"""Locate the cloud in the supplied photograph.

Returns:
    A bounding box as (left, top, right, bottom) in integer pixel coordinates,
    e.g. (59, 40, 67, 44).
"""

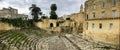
(0, 0, 86, 17)
(0, 0, 3, 1)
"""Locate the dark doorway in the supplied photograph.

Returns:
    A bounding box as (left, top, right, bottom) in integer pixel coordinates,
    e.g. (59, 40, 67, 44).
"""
(56, 22, 59, 27)
(86, 15, 88, 19)
(66, 18, 70, 20)
(50, 23, 53, 27)
(99, 23, 102, 29)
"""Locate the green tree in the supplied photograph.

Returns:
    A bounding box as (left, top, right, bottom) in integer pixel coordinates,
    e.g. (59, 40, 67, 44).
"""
(50, 4, 58, 19)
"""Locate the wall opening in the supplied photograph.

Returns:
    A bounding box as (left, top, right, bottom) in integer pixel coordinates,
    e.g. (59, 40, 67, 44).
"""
(86, 22, 88, 30)
(86, 15, 88, 19)
(50, 23, 53, 27)
(56, 22, 59, 27)
(99, 23, 102, 29)
(92, 23, 94, 29)
(110, 23, 113, 30)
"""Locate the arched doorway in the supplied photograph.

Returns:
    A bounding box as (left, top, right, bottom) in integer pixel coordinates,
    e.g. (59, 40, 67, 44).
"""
(50, 23, 53, 27)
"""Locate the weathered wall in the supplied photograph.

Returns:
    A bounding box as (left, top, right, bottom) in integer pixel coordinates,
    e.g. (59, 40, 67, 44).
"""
(0, 22, 15, 30)
(35, 19, 58, 29)
(85, 0, 120, 19)
(83, 19, 120, 45)
(83, 0, 120, 46)
(60, 20, 74, 27)
(69, 12, 85, 33)
(35, 19, 78, 33)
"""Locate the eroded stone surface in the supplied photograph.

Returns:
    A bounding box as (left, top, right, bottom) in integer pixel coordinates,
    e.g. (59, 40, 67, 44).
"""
(36, 34, 119, 50)
(0, 34, 119, 50)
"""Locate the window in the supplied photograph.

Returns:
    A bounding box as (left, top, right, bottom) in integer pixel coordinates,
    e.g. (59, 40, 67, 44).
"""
(86, 15, 88, 19)
(112, 0, 116, 6)
(93, 13, 95, 18)
(102, 2, 105, 8)
(94, 5, 96, 9)
(112, 11, 116, 17)
(86, 22, 88, 30)
(99, 23, 102, 29)
(92, 23, 94, 29)
(101, 12, 105, 18)
(109, 23, 113, 29)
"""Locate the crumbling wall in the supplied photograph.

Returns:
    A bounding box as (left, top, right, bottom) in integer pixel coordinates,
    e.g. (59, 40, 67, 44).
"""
(83, 19, 120, 46)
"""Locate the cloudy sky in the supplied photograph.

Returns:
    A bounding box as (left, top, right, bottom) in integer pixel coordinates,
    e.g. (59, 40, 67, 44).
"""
(0, 0, 86, 17)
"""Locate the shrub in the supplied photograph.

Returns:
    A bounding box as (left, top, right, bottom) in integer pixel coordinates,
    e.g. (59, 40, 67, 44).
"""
(0, 18, 31, 28)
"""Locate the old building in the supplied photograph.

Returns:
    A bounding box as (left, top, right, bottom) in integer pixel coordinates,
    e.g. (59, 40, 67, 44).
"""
(0, 7, 28, 19)
(35, 17, 76, 33)
(83, 0, 120, 45)
(67, 5, 85, 33)
(35, 5, 85, 33)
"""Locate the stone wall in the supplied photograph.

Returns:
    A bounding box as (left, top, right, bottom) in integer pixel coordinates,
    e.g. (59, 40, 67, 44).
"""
(83, 0, 120, 46)
(83, 19, 120, 46)
(0, 22, 15, 30)
(85, 0, 120, 19)
(35, 19, 58, 29)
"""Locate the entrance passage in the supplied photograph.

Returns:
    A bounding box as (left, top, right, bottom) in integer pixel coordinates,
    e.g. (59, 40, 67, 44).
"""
(50, 23, 53, 27)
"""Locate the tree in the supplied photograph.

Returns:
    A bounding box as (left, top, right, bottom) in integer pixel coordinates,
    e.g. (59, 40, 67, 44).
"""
(50, 4, 58, 19)
(29, 4, 42, 22)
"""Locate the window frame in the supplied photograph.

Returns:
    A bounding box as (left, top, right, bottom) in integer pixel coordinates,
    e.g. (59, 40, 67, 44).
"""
(112, 0, 116, 7)
(92, 13, 95, 19)
(101, 12, 105, 18)
(92, 23, 95, 29)
(93, 5, 96, 10)
(102, 2, 105, 8)
(86, 14, 88, 19)
(112, 10, 116, 17)
(109, 23, 113, 30)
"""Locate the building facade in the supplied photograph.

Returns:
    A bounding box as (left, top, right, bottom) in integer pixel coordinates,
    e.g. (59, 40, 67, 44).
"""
(0, 7, 28, 19)
(83, 0, 120, 45)
(61, 5, 85, 33)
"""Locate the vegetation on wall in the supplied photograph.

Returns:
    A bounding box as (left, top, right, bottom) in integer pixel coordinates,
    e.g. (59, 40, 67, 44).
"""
(0, 18, 31, 28)
(0, 27, 57, 50)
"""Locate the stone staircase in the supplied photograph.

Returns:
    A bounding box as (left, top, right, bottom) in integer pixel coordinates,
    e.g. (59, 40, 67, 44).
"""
(0, 30, 119, 50)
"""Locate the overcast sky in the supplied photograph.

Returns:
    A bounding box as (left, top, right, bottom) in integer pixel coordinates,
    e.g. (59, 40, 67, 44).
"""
(0, 0, 86, 17)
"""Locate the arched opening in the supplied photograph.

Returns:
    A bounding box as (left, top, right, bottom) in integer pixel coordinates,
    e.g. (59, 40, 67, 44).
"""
(50, 23, 53, 27)
(56, 22, 59, 27)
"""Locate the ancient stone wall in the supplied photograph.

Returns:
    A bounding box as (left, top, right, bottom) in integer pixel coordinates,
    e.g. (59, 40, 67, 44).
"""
(83, 19, 120, 45)
(0, 22, 15, 30)
(83, 0, 120, 46)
